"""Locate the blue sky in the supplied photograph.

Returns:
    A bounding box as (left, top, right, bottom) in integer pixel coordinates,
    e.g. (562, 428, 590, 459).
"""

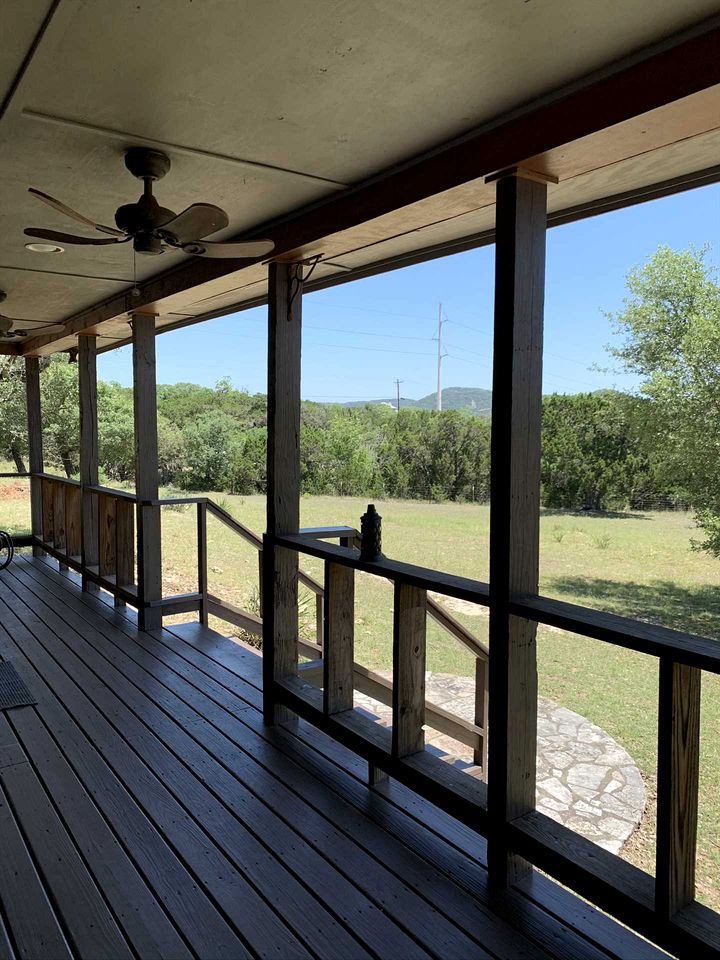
(99, 183, 720, 401)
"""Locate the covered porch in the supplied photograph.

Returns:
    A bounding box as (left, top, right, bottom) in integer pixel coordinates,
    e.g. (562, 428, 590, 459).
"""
(1, 3, 720, 958)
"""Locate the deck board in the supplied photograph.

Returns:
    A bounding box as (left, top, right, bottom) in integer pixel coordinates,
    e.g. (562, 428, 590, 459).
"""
(0, 555, 670, 960)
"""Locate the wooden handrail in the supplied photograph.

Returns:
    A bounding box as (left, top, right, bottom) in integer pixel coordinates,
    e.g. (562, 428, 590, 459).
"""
(276, 534, 491, 606)
(33, 471, 81, 486)
(298, 525, 359, 541)
(84, 483, 137, 501)
(206, 499, 263, 549)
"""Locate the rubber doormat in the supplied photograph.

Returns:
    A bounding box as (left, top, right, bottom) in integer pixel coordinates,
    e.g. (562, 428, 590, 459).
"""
(0, 661, 36, 709)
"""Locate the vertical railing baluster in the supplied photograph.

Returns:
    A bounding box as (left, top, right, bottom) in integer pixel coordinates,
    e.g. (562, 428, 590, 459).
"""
(197, 501, 208, 626)
(98, 493, 116, 581)
(53, 480, 67, 569)
(41, 477, 54, 544)
(474, 657, 489, 774)
(323, 561, 354, 715)
(656, 656, 701, 918)
(315, 594, 325, 652)
(392, 581, 427, 759)
(115, 497, 134, 608)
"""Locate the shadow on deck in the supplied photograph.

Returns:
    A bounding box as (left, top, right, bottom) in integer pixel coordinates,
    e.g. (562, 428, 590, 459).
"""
(0, 555, 666, 960)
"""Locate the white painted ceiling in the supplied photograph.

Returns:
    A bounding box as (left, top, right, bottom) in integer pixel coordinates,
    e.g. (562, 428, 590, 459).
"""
(0, 0, 718, 346)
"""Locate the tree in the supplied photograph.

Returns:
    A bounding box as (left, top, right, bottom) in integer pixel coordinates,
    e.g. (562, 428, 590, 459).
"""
(179, 410, 239, 490)
(0, 358, 28, 472)
(541, 392, 653, 510)
(40, 356, 79, 476)
(609, 245, 720, 551)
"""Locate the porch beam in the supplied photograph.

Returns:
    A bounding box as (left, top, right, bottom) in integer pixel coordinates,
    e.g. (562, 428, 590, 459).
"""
(487, 168, 549, 886)
(263, 261, 303, 724)
(24, 356, 43, 557)
(78, 335, 99, 588)
(131, 313, 162, 631)
(20, 24, 720, 354)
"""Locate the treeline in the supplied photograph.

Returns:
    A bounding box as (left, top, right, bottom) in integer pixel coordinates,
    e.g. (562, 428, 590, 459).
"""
(0, 358, 686, 511)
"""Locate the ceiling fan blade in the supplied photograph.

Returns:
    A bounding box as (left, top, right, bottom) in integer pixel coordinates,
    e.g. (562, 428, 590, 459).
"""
(25, 228, 128, 246)
(159, 203, 229, 242)
(180, 239, 275, 259)
(28, 188, 125, 237)
(0, 314, 66, 337)
(8, 324, 66, 337)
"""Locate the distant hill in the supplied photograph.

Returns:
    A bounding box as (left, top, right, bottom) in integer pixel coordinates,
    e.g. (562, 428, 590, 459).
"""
(341, 387, 492, 416)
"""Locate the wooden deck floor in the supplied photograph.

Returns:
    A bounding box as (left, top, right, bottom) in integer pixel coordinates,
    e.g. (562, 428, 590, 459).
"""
(0, 554, 668, 960)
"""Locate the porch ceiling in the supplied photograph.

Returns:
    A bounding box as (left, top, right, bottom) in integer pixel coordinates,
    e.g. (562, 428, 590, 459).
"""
(0, 0, 719, 354)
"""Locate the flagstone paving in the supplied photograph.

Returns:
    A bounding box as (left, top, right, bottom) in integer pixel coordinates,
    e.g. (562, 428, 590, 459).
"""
(354, 671, 646, 853)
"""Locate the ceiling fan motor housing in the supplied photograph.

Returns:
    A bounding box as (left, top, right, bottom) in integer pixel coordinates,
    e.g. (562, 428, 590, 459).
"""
(124, 147, 171, 181)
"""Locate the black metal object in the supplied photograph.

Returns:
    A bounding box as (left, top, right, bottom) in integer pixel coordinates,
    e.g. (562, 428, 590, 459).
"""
(359, 504, 384, 562)
(0, 531, 14, 570)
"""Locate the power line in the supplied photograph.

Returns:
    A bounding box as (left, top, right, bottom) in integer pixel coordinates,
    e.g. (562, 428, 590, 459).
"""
(434, 303, 449, 410)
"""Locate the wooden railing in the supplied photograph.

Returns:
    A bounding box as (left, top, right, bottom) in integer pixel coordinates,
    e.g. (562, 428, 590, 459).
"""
(177, 501, 490, 771)
(32, 473, 139, 605)
(268, 532, 720, 959)
(14, 479, 490, 768)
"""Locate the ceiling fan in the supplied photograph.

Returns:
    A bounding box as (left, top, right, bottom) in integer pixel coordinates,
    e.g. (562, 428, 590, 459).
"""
(25, 147, 275, 259)
(0, 291, 65, 339)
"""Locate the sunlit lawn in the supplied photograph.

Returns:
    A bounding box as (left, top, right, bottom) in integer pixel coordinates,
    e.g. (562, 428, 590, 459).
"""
(2, 473, 719, 904)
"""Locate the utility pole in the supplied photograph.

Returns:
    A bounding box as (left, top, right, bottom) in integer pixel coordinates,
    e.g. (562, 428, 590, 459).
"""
(394, 378, 403, 413)
(436, 302, 448, 411)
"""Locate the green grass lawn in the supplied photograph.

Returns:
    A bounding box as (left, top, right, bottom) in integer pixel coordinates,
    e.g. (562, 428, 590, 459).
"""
(2, 474, 719, 905)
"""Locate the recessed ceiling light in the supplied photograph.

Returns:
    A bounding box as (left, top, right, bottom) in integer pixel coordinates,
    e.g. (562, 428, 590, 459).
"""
(25, 242, 64, 253)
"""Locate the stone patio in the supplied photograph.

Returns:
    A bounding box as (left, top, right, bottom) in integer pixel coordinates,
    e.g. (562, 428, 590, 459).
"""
(354, 671, 646, 854)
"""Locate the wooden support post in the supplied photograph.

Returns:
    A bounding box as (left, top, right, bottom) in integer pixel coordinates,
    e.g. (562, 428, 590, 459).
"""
(24, 356, 43, 556)
(486, 168, 549, 887)
(197, 501, 208, 627)
(263, 261, 303, 725)
(78, 336, 99, 590)
(131, 314, 162, 631)
(392, 582, 427, 758)
(656, 658, 701, 918)
(323, 562, 355, 714)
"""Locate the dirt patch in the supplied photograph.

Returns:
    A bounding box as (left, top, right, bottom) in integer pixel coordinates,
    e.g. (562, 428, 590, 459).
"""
(0, 482, 30, 501)
(429, 592, 488, 618)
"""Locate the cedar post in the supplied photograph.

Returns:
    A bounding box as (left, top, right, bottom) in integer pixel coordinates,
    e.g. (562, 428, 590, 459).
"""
(486, 168, 550, 887)
(131, 313, 162, 631)
(78, 335, 99, 587)
(655, 658, 701, 917)
(263, 261, 302, 724)
(24, 356, 43, 557)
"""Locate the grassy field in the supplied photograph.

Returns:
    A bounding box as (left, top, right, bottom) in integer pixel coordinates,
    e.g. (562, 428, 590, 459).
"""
(2, 474, 719, 905)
